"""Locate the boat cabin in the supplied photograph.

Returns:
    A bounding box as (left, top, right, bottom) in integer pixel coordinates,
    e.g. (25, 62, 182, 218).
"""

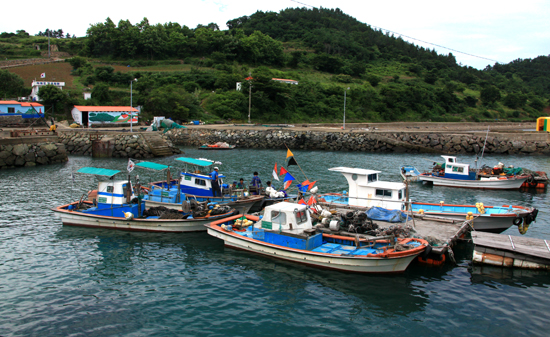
(329, 167, 406, 210)
(437, 156, 476, 180)
(96, 180, 134, 206)
(256, 202, 313, 235)
(174, 157, 227, 197)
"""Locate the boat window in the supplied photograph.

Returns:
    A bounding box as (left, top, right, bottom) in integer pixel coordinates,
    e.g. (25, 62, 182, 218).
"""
(352, 174, 358, 181)
(375, 189, 392, 197)
(107, 186, 114, 193)
(368, 174, 378, 182)
(398, 190, 403, 199)
(452, 166, 464, 173)
(271, 211, 286, 226)
(295, 209, 308, 224)
(195, 179, 206, 186)
(448, 158, 454, 163)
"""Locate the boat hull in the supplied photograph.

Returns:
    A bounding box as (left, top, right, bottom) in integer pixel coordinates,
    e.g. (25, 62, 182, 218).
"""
(145, 194, 264, 215)
(52, 202, 236, 233)
(206, 220, 425, 274)
(418, 174, 528, 190)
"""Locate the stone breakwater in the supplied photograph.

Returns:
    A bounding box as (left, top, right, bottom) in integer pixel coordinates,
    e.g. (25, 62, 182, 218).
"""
(167, 129, 550, 155)
(58, 132, 180, 158)
(0, 143, 67, 169)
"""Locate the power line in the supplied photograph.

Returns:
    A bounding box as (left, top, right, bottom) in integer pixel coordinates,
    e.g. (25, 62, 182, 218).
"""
(289, 0, 502, 64)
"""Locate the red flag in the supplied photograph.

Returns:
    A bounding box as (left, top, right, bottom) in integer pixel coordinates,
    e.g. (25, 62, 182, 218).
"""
(307, 197, 316, 206)
(279, 166, 288, 176)
(302, 179, 310, 187)
(298, 199, 306, 205)
(307, 181, 317, 191)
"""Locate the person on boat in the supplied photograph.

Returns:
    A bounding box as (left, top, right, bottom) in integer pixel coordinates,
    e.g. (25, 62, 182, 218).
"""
(210, 167, 222, 197)
(250, 172, 262, 195)
(236, 178, 245, 189)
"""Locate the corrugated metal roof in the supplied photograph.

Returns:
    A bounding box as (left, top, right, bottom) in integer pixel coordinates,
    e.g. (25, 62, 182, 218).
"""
(77, 167, 121, 177)
(135, 161, 170, 171)
(73, 105, 139, 112)
(175, 157, 214, 167)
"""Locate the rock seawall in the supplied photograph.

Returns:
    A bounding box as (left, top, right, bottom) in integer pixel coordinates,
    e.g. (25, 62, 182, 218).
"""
(58, 132, 180, 158)
(0, 142, 67, 169)
(167, 129, 550, 155)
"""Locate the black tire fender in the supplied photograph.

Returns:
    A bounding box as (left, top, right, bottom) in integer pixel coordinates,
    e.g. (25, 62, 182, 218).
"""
(513, 217, 523, 226)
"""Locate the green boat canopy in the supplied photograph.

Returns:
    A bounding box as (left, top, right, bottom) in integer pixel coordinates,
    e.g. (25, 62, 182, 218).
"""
(135, 161, 170, 171)
(175, 157, 214, 167)
(77, 167, 121, 177)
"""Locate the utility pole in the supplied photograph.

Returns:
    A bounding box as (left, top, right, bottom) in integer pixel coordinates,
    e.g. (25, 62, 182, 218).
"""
(343, 87, 349, 130)
(248, 73, 252, 124)
(130, 78, 137, 132)
(48, 30, 50, 58)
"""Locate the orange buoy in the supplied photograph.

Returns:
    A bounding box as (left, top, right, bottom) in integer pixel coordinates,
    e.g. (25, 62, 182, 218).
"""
(418, 254, 446, 266)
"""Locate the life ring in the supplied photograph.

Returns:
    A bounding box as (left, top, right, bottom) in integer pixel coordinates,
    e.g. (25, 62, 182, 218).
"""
(513, 217, 523, 226)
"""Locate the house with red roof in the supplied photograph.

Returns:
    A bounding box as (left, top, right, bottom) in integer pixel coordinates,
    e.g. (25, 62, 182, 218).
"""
(71, 106, 139, 127)
(0, 100, 44, 118)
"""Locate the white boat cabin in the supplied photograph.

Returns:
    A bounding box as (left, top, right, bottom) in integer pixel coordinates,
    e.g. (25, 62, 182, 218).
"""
(175, 157, 226, 197)
(329, 167, 406, 210)
(256, 202, 313, 235)
(96, 180, 135, 205)
(437, 156, 475, 180)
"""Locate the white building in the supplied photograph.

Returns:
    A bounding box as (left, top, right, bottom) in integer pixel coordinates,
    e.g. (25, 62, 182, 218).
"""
(30, 80, 65, 101)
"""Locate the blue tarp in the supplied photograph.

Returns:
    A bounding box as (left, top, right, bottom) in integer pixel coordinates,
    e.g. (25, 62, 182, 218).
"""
(366, 207, 407, 223)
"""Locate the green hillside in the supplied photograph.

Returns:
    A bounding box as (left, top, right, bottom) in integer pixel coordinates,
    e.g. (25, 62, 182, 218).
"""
(1, 8, 548, 124)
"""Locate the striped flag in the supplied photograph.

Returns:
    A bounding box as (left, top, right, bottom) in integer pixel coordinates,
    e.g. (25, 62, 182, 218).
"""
(272, 163, 280, 181)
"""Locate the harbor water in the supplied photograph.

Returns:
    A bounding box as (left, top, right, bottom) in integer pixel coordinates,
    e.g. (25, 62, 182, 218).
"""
(0, 148, 549, 336)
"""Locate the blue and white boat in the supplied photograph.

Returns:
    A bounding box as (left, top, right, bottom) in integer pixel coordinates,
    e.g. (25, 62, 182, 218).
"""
(145, 159, 265, 214)
(400, 165, 421, 182)
(418, 156, 529, 190)
(52, 167, 237, 232)
(206, 202, 429, 274)
(317, 166, 537, 233)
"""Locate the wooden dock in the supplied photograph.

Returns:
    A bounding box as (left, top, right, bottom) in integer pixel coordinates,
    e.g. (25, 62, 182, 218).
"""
(472, 231, 550, 270)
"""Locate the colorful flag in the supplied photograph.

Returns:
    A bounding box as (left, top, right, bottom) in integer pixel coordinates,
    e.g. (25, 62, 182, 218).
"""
(296, 183, 308, 193)
(286, 149, 298, 166)
(307, 181, 317, 191)
(298, 199, 306, 205)
(283, 172, 295, 189)
(307, 196, 317, 206)
(127, 159, 135, 173)
(279, 166, 288, 176)
(272, 163, 280, 181)
(40, 73, 46, 78)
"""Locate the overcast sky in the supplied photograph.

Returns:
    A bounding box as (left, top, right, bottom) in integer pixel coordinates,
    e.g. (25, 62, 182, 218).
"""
(2, 0, 549, 69)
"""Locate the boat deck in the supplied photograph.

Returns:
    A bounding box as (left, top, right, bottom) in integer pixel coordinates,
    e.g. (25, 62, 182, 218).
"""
(472, 231, 550, 269)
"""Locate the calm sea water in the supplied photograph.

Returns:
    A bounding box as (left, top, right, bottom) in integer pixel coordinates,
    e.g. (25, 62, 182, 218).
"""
(0, 148, 549, 336)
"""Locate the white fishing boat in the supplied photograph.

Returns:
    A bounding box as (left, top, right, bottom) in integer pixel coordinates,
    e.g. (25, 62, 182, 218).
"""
(317, 166, 537, 233)
(205, 202, 429, 273)
(52, 167, 237, 232)
(418, 156, 529, 190)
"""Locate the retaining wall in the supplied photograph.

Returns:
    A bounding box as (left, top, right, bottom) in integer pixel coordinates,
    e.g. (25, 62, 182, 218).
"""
(167, 128, 550, 155)
(0, 142, 67, 169)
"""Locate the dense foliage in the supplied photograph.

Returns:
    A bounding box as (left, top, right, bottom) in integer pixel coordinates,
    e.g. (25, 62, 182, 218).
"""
(1, 7, 548, 123)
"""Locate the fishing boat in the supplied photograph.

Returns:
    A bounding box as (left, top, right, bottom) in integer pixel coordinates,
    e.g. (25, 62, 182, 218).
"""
(52, 167, 237, 232)
(198, 142, 236, 150)
(205, 202, 429, 273)
(418, 156, 529, 190)
(317, 166, 538, 233)
(135, 160, 264, 215)
(400, 165, 421, 182)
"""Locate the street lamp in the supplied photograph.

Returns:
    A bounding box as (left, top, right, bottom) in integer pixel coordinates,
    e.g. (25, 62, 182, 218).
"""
(130, 78, 137, 132)
(343, 87, 349, 130)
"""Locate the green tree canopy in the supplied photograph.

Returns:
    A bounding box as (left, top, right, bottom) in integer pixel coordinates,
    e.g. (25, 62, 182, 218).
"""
(0, 70, 27, 99)
(143, 84, 200, 121)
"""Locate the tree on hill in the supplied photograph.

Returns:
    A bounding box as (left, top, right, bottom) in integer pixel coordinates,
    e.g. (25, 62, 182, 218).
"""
(0, 70, 27, 99)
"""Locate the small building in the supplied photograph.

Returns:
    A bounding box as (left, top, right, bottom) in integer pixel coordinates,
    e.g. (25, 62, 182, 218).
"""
(536, 117, 549, 132)
(0, 100, 44, 118)
(71, 105, 139, 127)
(30, 80, 65, 101)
